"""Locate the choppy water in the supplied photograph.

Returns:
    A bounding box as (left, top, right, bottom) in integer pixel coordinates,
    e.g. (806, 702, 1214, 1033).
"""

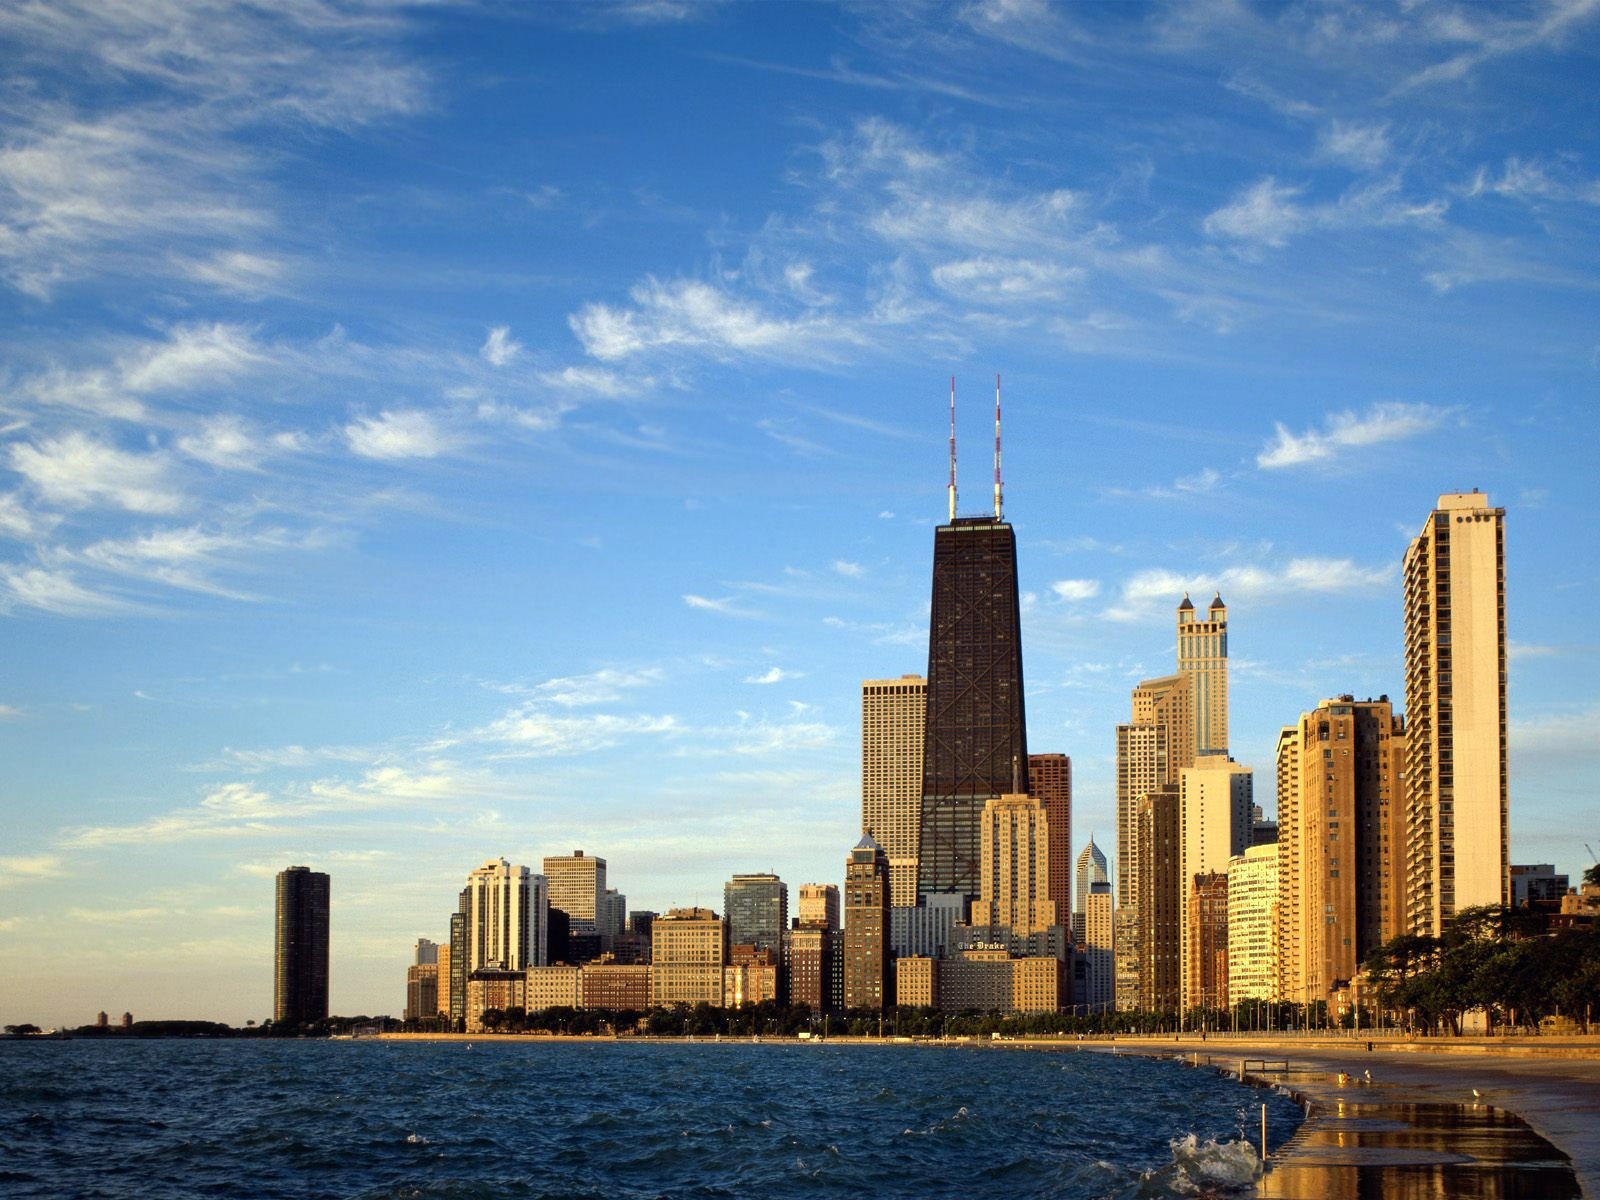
(0, 1040, 1304, 1199)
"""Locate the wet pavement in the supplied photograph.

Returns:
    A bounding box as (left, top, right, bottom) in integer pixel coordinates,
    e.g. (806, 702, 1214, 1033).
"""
(1256, 1091, 1581, 1199)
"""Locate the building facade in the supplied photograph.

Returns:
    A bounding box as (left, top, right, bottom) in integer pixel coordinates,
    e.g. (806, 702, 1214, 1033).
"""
(543, 850, 606, 935)
(919, 515, 1028, 904)
(1227, 843, 1279, 1005)
(464, 858, 547, 973)
(274, 865, 330, 1026)
(843, 835, 892, 1009)
(650, 907, 726, 1006)
(465, 968, 525, 1032)
(797, 883, 840, 930)
(1028, 753, 1072, 927)
(970, 792, 1058, 936)
(1177, 755, 1253, 1011)
(724, 945, 781, 1007)
(1279, 696, 1407, 1005)
(580, 959, 652, 1011)
(1080, 884, 1114, 1011)
(1185, 872, 1229, 1014)
(525, 964, 581, 1012)
(724, 873, 788, 952)
(405, 962, 439, 1022)
(1177, 593, 1230, 758)
(1074, 836, 1110, 942)
(1403, 491, 1509, 936)
(785, 925, 836, 1013)
(862, 675, 927, 908)
(1136, 784, 1181, 1014)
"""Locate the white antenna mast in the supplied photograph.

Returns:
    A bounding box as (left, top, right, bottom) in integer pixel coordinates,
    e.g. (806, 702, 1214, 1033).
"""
(948, 375, 958, 523)
(993, 373, 1003, 520)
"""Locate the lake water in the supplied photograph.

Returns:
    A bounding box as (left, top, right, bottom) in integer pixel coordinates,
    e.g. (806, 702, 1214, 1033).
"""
(0, 1039, 1305, 1199)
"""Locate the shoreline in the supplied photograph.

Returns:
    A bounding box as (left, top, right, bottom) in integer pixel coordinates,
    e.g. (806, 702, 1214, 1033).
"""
(373, 1030, 1600, 1196)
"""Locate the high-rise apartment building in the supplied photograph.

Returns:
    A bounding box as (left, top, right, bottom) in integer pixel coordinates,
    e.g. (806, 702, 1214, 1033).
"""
(1028, 753, 1071, 926)
(724, 873, 788, 952)
(919, 512, 1028, 905)
(405, 962, 439, 1022)
(543, 850, 606, 935)
(797, 883, 840, 930)
(843, 834, 892, 1009)
(1074, 836, 1110, 942)
(785, 925, 837, 1013)
(448, 907, 467, 1027)
(1185, 872, 1229, 1013)
(1177, 755, 1253, 1011)
(463, 859, 547, 972)
(413, 938, 438, 966)
(437, 940, 453, 1019)
(600, 889, 627, 939)
(1177, 593, 1229, 758)
(1227, 843, 1279, 1006)
(1117, 666, 1192, 910)
(1081, 883, 1114, 1011)
(274, 865, 329, 1026)
(1403, 491, 1508, 936)
(650, 908, 726, 1006)
(1136, 784, 1181, 1014)
(1279, 697, 1407, 1005)
(1113, 906, 1140, 1012)
(862, 675, 927, 908)
(971, 792, 1057, 936)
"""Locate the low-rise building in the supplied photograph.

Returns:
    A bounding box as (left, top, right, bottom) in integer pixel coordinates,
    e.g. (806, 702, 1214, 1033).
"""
(579, 957, 652, 1011)
(723, 945, 780, 1007)
(525, 964, 581, 1012)
(650, 907, 726, 1006)
(466, 967, 526, 1032)
(895, 956, 938, 1008)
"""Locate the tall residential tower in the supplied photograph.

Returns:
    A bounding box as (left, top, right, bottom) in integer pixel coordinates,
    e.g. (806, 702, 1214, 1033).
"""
(861, 675, 927, 908)
(274, 865, 330, 1026)
(1403, 492, 1508, 935)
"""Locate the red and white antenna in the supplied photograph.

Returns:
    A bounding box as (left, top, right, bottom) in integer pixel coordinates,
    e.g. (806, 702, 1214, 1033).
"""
(993, 372, 1003, 520)
(948, 375, 958, 523)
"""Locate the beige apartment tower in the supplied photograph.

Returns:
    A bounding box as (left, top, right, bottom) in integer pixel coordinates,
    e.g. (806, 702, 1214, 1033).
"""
(1279, 697, 1408, 1005)
(1227, 843, 1279, 1006)
(970, 792, 1059, 936)
(1177, 593, 1229, 758)
(650, 907, 727, 1006)
(797, 883, 840, 930)
(1403, 492, 1508, 936)
(843, 834, 892, 1010)
(1177, 755, 1253, 1011)
(543, 850, 606, 935)
(1117, 670, 1191, 909)
(861, 675, 927, 908)
(463, 859, 547, 972)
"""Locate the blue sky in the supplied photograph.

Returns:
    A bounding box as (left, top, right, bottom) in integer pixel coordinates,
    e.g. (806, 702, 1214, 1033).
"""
(1, 1, 1597, 1025)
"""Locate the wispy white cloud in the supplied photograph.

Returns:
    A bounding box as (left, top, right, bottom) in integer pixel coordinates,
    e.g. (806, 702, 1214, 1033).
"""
(475, 709, 679, 758)
(682, 593, 761, 619)
(743, 666, 801, 684)
(0, 852, 65, 889)
(1464, 156, 1600, 206)
(1104, 557, 1394, 621)
(1257, 402, 1451, 469)
(1317, 121, 1391, 170)
(571, 277, 862, 363)
(0, 703, 21, 719)
(9, 432, 181, 514)
(832, 560, 865, 578)
(480, 326, 523, 367)
(0, 565, 132, 616)
(344, 411, 456, 460)
(1203, 176, 1446, 251)
(521, 667, 665, 707)
(1050, 578, 1100, 601)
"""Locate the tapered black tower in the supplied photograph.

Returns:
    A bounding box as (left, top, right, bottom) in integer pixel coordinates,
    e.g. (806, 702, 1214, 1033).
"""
(274, 865, 330, 1026)
(917, 377, 1028, 906)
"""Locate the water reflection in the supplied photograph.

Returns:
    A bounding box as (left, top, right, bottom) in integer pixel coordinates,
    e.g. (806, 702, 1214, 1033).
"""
(1257, 1100, 1579, 1200)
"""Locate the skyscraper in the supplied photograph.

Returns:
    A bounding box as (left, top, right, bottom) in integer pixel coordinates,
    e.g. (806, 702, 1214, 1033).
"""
(797, 883, 840, 930)
(970, 791, 1057, 936)
(1028, 752, 1071, 926)
(1227, 843, 1280, 1006)
(1279, 696, 1407, 1005)
(724, 873, 788, 951)
(862, 675, 926, 908)
(274, 865, 329, 1026)
(1136, 785, 1181, 1014)
(1177, 755, 1253, 1011)
(543, 850, 606, 935)
(463, 858, 547, 972)
(1403, 491, 1509, 935)
(1186, 872, 1229, 1013)
(919, 474, 1028, 903)
(1081, 883, 1114, 1011)
(1116, 668, 1191, 909)
(1074, 835, 1109, 942)
(843, 834, 892, 1010)
(1177, 593, 1230, 758)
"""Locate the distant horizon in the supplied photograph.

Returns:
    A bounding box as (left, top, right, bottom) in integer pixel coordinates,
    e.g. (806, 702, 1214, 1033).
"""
(3, 2, 1596, 1027)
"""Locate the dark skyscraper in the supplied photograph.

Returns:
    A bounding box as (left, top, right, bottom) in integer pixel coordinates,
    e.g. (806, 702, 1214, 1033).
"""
(274, 866, 329, 1026)
(918, 380, 1028, 905)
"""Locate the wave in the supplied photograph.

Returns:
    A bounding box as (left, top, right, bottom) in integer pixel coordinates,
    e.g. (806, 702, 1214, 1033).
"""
(1136, 1133, 1261, 1196)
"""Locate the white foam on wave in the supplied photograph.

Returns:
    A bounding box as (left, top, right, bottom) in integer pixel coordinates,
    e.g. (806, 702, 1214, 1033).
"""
(1138, 1133, 1261, 1196)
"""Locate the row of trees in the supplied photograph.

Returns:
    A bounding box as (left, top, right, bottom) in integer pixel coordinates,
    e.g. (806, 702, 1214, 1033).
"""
(1363, 897, 1600, 1035)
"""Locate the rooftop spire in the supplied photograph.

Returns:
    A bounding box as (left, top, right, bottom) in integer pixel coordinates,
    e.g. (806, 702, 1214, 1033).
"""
(948, 375, 958, 523)
(993, 373, 1003, 520)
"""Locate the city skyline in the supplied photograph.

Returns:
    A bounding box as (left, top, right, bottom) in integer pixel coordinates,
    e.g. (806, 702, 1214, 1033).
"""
(2, 3, 1598, 1026)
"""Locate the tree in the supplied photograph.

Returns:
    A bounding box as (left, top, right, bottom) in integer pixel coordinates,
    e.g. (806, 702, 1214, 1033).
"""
(1585, 862, 1600, 889)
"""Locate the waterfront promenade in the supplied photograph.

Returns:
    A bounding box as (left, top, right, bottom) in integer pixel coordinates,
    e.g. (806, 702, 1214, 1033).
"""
(1063, 1034, 1600, 1198)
